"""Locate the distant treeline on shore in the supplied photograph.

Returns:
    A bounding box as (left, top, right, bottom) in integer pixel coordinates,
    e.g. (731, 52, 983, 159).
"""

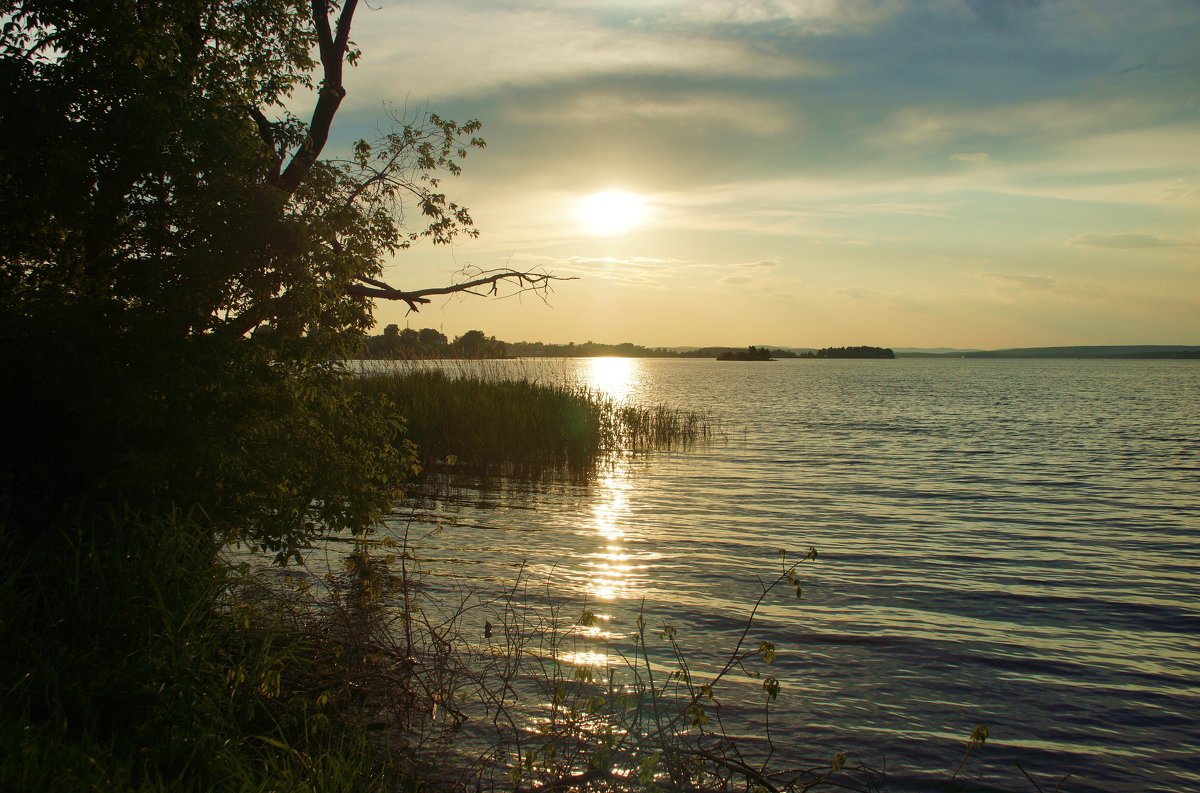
(360, 326, 897, 360)
(362, 328, 1195, 361)
(805, 346, 896, 359)
(359, 325, 786, 359)
(897, 345, 1200, 359)
(716, 345, 895, 360)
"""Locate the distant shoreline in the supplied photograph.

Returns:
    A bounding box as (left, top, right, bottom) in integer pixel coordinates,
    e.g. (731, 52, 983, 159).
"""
(362, 331, 1200, 361)
(895, 345, 1200, 360)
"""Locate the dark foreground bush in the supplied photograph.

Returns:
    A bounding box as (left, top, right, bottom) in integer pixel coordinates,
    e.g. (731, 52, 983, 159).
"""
(0, 509, 395, 793)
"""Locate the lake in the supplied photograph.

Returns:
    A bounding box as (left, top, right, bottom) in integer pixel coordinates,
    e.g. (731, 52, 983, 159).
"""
(373, 358, 1200, 791)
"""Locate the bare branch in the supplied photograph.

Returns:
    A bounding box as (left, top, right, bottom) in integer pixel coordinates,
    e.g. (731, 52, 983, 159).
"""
(347, 269, 577, 314)
(341, 160, 395, 208)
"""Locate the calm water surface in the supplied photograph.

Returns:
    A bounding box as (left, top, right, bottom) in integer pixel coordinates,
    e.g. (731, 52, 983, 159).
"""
(382, 358, 1200, 791)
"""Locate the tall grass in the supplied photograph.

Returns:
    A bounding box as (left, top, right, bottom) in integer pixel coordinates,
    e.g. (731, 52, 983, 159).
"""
(352, 366, 718, 478)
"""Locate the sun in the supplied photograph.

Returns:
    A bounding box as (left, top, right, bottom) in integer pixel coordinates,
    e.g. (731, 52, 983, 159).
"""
(577, 190, 648, 236)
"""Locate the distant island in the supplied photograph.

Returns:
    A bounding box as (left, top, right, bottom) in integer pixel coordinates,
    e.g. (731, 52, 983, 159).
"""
(803, 346, 895, 359)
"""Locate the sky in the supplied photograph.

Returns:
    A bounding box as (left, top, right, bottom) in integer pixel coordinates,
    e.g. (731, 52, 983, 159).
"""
(320, 0, 1199, 349)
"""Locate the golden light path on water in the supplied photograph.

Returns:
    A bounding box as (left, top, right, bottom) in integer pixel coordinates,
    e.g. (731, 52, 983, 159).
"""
(557, 357, 643, 669)
(557, 462, 638, 670)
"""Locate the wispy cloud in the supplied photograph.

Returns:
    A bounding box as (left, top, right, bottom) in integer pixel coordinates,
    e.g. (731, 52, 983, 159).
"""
(978, 272, 1108, 303)
(519, 254, 691, 288)
(715, 257, 784, 287)
(666, 0, 902, 33)
(962, 0, 1044, 31)
(874, 98, 1167, 147)
(1068, 232, 1188, 249)
(834, 286, 883, 300)
(828, 200, 956, 217)
(504, 90, 798, 135)
(347, 3, 820, 104)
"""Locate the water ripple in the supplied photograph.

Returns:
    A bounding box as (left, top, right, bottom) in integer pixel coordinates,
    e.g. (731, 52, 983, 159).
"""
(395, 359, 1200, 791)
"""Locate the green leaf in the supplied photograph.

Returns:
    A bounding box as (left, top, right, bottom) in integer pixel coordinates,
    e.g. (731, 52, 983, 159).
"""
(639, 750, 662, 786)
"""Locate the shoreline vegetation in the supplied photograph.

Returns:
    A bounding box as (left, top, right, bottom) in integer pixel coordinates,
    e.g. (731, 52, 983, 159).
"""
(352, 365, 719, 478)
(361, 327, 1196, 360)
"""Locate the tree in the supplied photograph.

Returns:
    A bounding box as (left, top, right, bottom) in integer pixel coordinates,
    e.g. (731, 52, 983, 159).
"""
(417, 327, 449, 352)
(0, 0, 561, 557)
(452, 329, 506, 359)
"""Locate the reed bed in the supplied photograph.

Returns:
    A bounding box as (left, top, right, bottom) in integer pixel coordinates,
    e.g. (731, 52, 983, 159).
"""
(351, 365, 718, 478)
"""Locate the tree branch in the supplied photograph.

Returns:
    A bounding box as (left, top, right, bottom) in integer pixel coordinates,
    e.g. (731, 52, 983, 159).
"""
(277, 0, 359, 193)
(220, 270, 574, 338)
(248, 106, 283, 183)
(346, 269, 576, 314)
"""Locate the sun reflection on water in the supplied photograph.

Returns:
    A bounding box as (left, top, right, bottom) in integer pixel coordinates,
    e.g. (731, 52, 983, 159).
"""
(553, 358, 650, 672)
(585, 464, 634, 603)
(555, 461, 648, 670)
(584, 356, 638, 403)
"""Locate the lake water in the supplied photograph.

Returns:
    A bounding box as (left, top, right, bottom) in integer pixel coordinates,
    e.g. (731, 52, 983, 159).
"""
(376, 358, 1200, 791)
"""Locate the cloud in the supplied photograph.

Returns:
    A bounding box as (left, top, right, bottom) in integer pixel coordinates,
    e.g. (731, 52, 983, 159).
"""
(978, 272, 1108, 303)
(669, 0, 901, 33)
(875, 98, 1165, 147)
(523, 0, 900, 34)
(347, 3, 821, 103)
(519, 255, 692, 288)
(828, 200, 956, 217)
(1068, 232, 1188, 249)
(713, 257, 784, 287)
(950, 152, 990, 162)
(835, 287, 882, 300)
(1159, 180, 1199, 202)
(531, 253, 789, 291)
(736, 258, 781, 270)
(505, 91, 798, 135)
(961, 0, 1044, 31)
(981, 272, 1055, 290)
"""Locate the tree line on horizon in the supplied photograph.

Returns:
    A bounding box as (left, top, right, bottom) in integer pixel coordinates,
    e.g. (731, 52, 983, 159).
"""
(362, 324, 509, 359)
(361, 326, 801, 359)
(361, 327, 895, 360)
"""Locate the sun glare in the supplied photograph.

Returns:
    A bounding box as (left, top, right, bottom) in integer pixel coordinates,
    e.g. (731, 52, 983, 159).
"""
(585, 356, 636, 402)
(577, 190, 648, 236)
